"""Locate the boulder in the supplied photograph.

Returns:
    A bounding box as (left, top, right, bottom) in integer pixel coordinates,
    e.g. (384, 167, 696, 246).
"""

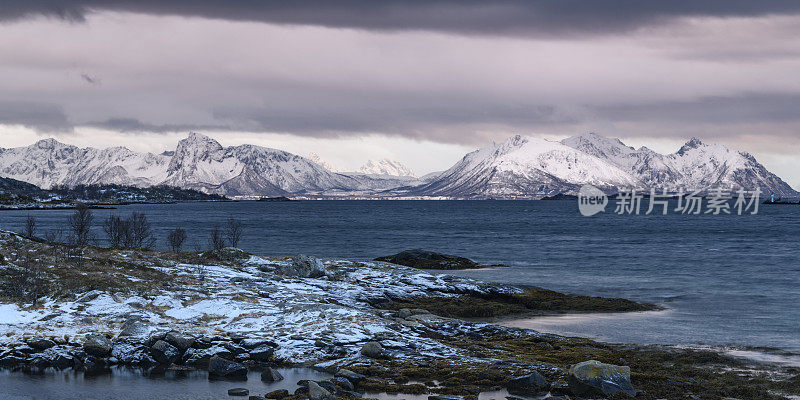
(117, 319, 154, 340)
(507, 372, 548, 394)
(360, 341, 384, 358)
(83, 334, 112, 357)
(307, 381, 331, 400)
(112, 342, 155, 366)
(568, 360, 638, 397)
(208, 355, 247, 380)
(249, 345, 275, 361)
(164, 331, 195, 351)
(374, 249, 481, 270)
(240, 338, 277, 349)
(275, 255, 328, 278)
(27, 338, 56, 351)
(183, 345, 232, 366)
(82, 356, 108, 375)
(261, 367, 284, 382)
(335, 369, 366, 385)
(150, 340, 180, 365)
(265, 389, 289, 399)
(331, 376, 354, 391)
(228, 388, 250, 396)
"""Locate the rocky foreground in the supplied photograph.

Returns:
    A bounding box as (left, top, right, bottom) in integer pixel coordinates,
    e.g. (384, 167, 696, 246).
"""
(0, 231, 798, 400)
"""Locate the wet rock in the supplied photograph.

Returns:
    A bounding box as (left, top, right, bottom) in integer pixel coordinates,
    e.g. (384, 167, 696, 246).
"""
(317, 380, 337, 393)
(568, 360, 638, 397)
(360, 341, 384, 358)
(331, 376, 354, 391)
(507, 372, 548, 395)
(118, 319, 153, 340)
(208, 355, 247, 380)
(112, 342, 154, 366)
(223, 342, 248, 355)
(165, 331, 195, 351)
(144, 331, 168, 347)
(249, 396, 266, 400)
(261, 367, 284, 382)
(374, 249, 481, 270)
(275, 255, 328, 278)
(183, 345, 233, 366)
(265, 389, 290, 399)
(83, 334, 112, 357)
(335, 369, 366, 385)
(249, 345, 275, 361)
(228, 388, 250, 396)
(82, 356, 108, 375)
(307, 381, 331, 400)
(150, 340, 180, 365)
(27, 338, 56, 351)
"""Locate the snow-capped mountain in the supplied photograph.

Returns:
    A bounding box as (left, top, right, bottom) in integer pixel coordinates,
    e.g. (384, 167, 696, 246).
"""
(410, 135, 638, 198)
(357, 159, 416, 177)
(307, 153, 339, 172)
(0, 133, 411, 197)
(561, 133, 796, 197)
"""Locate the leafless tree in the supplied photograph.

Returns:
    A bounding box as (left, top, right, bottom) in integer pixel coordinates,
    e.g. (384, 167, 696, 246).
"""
(209, 225, 226, 250)
(128, 212, 156, 249)
(103, 214, 125, 248)
(68, 203, 94, 247)
(167, 227, 187, 252)
(23, 215, 36, 238)
(225, 217, 244, 248)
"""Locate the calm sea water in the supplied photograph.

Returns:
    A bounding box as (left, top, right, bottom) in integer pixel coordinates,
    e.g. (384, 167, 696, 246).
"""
(1, 200, 798, 353)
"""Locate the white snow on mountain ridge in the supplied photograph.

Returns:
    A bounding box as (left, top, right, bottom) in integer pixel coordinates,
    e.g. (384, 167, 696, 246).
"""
(358, 159, 416, 177)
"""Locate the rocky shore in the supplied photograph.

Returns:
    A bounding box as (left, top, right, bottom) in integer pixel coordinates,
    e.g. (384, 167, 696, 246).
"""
(0, 231, 798, 399)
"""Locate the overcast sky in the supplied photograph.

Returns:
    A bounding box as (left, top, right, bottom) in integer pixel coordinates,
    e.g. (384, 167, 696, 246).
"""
(1, 1, 799, 186)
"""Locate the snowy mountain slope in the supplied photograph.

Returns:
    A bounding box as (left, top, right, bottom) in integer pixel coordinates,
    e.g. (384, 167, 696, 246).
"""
(307, 153, 339, 172)
(0, 133, 417, 197)
(561, 133, 796, 196)
(411, 135, 639, 198)
(357, 159, 416, 177)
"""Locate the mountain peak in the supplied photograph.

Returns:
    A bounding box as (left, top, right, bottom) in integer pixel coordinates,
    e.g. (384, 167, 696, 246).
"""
(177, 132, 223, 152)
(677, 137, 706, 155)
(33, 138, 69, 150)
(358, 159, 416, 177)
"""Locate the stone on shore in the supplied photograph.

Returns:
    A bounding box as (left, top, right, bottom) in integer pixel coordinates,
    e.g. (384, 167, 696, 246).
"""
(568, 360, 638, 397)
(507, 372, 549, 394)
(150, 340, 180, 365)
(261, 367, 284, 382)
(228, 387, 250, 396)
(83, 334, 112, 357)
(208, 355, 248, 380)
(275, 255, 328, 278)
(249, 345, 275, 361)
(164, 331, 195, 351)
(360, 341, 384, 358)
(335, 369, 366, 385)
(307, 381, 331, 400)
(27, 338, 56, 351)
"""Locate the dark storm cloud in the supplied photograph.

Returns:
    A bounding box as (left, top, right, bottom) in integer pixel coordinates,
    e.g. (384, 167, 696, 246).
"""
(0, 101, 72, 132)
(3, 0, 800, 36)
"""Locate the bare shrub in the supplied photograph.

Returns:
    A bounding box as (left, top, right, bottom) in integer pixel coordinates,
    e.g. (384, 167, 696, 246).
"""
(0, 250, 49, 305)
(68, 203, 94, 247)
(225, 217, 244, 248)
(209, 225, 225, 250)
(128, 212, 156, 249)
(167, 227, 187, 252)
(103, 214, 125, 248)
(44, 228, 63, 244)
(23, 215, 36, 238)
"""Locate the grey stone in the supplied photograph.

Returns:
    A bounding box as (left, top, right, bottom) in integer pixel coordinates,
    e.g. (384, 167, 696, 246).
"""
(261, 367, 284, 382)
(307, 381, 331, 400)
(360, 341, 383, 358)
(507, 372, 548, 394)
(275, 255, 328, 278)
(568, 360, 638, 397)
(27, 338, 56, 351)
(83, 334, 112, 357)
(265, 389, 289, 399)
(150, 340, 180, 365)
(228, 388, 250, 396)
(208, 355, 247, 380)
(335, 368, 366, 385)
(165, 331, 195, 351)
(249, 345, 274, 361)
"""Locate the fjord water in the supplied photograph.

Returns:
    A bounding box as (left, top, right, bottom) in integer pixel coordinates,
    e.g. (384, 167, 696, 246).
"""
(1, 200, 798, 354)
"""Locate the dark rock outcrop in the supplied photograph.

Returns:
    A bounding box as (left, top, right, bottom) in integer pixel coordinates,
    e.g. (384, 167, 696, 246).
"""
(208, 355, 248, 380)
(374, 249, 483, 270)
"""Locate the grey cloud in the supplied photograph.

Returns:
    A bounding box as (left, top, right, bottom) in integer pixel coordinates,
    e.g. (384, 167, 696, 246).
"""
(3, 1, 800, 36)
(86, 118, 231, 133)
(0, 101, 72, 132)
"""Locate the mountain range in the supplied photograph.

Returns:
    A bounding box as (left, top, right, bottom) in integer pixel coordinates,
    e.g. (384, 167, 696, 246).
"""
(0, 132, 795, 199)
